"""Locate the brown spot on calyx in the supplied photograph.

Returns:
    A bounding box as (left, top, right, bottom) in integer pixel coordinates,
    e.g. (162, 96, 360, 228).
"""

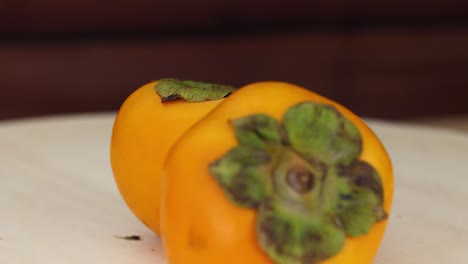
(279, 125, 290, 145)
(334, 114, 363, 155)
(352, 162, 383, 199)
(336, 164, 348, 177)
(225, 169, 264, 208)
(375, 207, 389, 221)
(356, 175, 383, 198)
(260, 215, 292, 253)
(286, 166, 315, 194)
(161, 94, 179, 102)
(339, 193, 353, 200)
(228, 181, 259, 208)
(234, 116, 267, 131)
(208, 160, 220, 168)
(338, 161, 384, 200)
(302, 251, 327, 264)
(251, 148, 271, 163)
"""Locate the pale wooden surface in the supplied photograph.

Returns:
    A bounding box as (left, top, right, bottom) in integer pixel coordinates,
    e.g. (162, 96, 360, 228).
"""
(1, 113, 468, 264)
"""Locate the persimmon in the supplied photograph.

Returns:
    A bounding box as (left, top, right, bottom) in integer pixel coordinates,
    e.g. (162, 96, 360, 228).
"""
(161, 81, 393, 264)
(110, 79, 235, 234)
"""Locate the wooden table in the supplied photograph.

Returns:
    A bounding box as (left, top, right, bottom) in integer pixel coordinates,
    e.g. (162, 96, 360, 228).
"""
(1, 113, 468, 263)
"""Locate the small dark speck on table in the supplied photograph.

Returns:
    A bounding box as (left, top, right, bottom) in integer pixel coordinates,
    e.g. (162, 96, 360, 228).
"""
(114, 235, 141, 241)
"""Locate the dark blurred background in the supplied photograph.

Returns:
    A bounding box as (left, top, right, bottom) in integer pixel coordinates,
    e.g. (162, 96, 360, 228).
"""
(1, 0, 468, 121)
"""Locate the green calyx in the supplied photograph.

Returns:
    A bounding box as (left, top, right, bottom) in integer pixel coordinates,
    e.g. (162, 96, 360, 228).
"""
(154, 78, 236, 103)
(209, 102, 387, 264)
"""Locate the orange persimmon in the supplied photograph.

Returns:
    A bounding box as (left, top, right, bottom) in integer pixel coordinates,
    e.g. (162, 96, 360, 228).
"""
(110, 79, 235, 234)
(161, 81, 393, 264)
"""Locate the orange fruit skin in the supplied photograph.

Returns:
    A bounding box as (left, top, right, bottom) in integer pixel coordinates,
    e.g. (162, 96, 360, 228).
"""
(110, 81, 224, 234)
(161, 81, 394, 264)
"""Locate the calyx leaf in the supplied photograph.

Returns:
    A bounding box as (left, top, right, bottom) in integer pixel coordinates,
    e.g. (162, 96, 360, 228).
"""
(258, 199, 345, 264)
(209, 146, 271, 208)
(283, 102, 362, 166)
(336, 161, 388, 236)
(155, 78, 236, 103)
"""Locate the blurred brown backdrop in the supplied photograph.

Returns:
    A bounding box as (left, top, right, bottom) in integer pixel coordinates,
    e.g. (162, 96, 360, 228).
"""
(1, 0, 468, 120)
